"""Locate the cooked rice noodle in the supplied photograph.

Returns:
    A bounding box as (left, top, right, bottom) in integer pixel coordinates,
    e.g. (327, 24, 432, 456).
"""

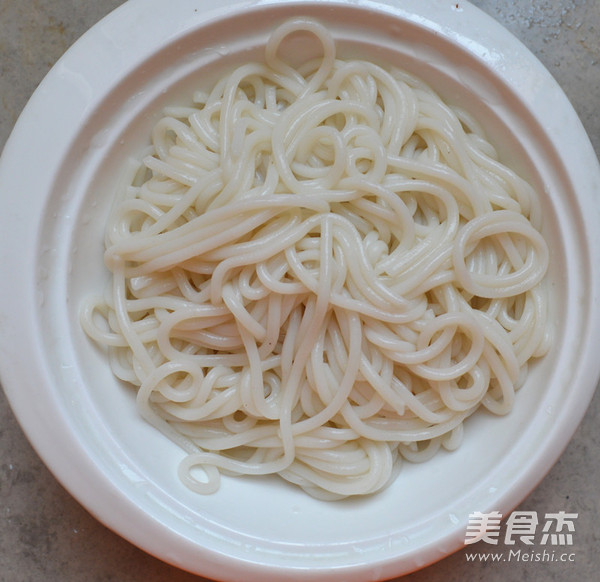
(80, 18, 550, 500)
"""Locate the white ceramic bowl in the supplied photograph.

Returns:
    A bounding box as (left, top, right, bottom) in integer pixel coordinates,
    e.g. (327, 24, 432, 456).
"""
(1, 1, 599, 580)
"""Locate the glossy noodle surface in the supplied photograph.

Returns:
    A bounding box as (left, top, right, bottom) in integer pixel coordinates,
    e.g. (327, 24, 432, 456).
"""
(81, 18, 550, 499)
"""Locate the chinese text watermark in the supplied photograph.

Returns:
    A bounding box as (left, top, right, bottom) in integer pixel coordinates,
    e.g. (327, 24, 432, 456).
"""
(463, 510, 578, 563)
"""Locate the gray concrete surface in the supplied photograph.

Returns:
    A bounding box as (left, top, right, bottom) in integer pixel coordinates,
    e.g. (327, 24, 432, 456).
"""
(0, 1, 599, 580)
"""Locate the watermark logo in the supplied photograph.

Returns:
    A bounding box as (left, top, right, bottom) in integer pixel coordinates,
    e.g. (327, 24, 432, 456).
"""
(463, 510, 578, 563)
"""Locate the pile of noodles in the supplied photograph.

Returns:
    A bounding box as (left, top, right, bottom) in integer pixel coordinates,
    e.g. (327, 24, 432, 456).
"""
(81, 18, 550, 499)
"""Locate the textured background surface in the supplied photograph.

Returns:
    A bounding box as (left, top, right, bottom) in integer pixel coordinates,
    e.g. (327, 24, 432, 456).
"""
(1, 1, 599, 580)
